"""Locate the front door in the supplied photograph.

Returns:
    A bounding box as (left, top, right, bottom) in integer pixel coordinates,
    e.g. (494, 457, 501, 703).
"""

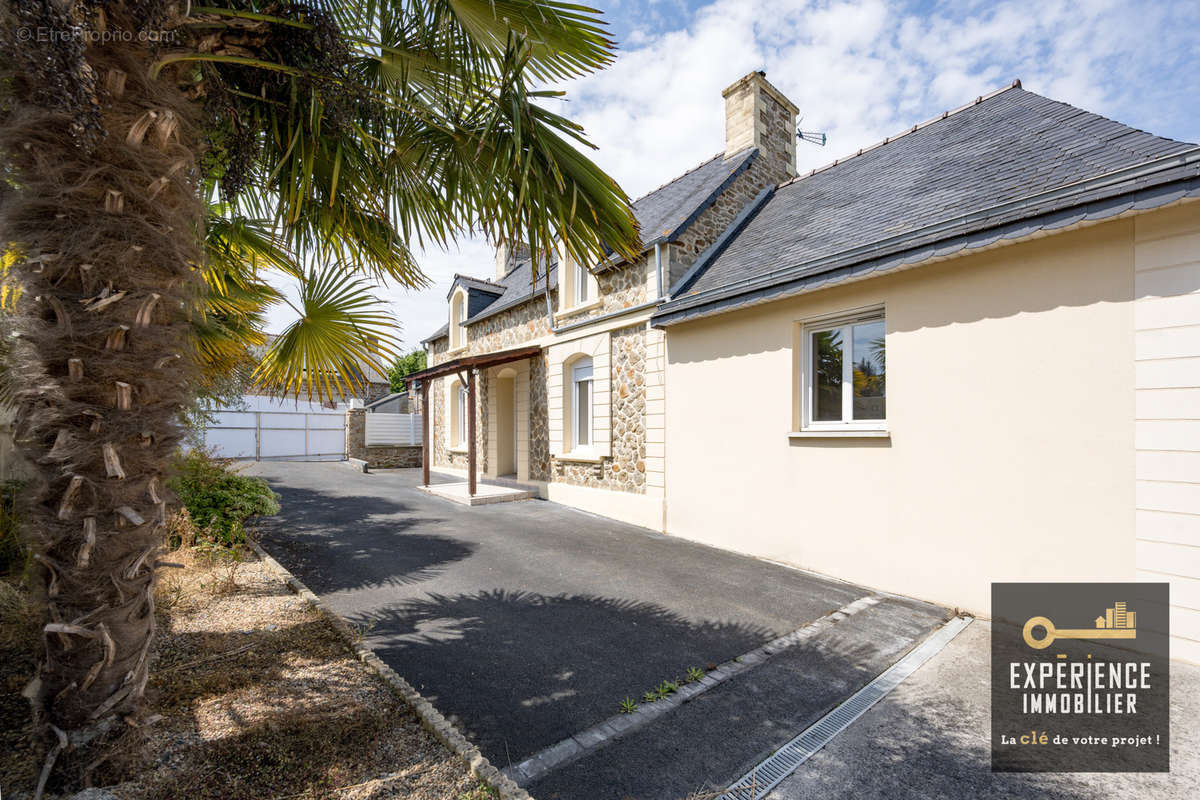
(495, 374, 516, 476)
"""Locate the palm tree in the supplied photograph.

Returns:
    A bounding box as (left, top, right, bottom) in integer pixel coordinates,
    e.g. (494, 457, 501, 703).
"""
(0, 0, 639, 790)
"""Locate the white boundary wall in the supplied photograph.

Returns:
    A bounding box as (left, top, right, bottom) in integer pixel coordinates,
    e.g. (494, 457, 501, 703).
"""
(199, 395, 346, 461)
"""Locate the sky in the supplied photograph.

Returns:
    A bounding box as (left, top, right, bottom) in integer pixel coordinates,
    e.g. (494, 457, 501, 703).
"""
(262, 0, 1200, 350)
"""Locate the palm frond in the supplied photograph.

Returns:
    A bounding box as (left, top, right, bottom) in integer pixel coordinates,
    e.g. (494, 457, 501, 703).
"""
(253, 267, 403, 401)
(172, 0, 640, 291)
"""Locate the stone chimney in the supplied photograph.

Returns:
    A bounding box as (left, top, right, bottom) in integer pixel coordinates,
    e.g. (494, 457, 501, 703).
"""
(723, 70, 799, 180)
(493, 239, 530, 281)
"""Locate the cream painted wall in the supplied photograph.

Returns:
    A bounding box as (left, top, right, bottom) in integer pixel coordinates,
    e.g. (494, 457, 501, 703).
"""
(665, 218, 1139, 618)
(1133, 201, 1200, 663)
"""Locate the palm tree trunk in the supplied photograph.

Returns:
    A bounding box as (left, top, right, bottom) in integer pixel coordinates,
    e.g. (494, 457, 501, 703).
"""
(1, 1, 202, 789)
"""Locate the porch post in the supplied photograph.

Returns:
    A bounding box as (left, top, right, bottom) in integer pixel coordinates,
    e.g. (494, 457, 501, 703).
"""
(421, 379, 430, 487)
(467, 368, 477, 496)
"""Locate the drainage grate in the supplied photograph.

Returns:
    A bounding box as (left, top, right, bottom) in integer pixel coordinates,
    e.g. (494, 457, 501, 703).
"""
(718, 615, 972, 800)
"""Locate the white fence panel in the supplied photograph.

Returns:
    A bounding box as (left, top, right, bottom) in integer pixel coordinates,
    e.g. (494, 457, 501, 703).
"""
(365, 413, 423, 446)
(199, 395, 348, 461)
(204, 427, 257, 459)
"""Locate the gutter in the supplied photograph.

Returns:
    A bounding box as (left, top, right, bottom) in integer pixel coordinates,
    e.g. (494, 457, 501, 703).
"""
(552, 299, 661, 335)
(656, 145, 1200, 324)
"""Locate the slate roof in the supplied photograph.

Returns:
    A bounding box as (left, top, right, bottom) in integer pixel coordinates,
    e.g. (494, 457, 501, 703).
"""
(421, 147, 760, 341)
(655, 84, 1200, 326)
(630, 147, 758, 246)
(420, 257, 558, 343)
(447, 274, 505, 300)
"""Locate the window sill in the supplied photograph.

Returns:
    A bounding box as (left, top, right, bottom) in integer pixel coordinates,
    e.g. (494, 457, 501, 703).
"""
(448, 445, 470, 454)
(789, 429, 890, 439)
(555, 298, 604, 321)
(554, 451, 605, 464)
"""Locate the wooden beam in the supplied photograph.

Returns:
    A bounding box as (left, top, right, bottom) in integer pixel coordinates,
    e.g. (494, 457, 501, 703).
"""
(467, 368, 477, 497)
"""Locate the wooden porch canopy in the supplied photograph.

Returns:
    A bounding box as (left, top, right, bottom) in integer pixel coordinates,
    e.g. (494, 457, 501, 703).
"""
(404, 345, 541, 496)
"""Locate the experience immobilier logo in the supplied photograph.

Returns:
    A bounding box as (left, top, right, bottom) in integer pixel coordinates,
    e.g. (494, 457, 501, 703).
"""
(991, 582, 1170, 772)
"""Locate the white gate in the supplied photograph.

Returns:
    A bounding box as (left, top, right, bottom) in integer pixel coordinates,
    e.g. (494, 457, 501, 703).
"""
(200, 395, 346, 461)
(365, 413, 422, 446)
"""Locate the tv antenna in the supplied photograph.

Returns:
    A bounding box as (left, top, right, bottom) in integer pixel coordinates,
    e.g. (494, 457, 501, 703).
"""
(796, 116, 826, 146)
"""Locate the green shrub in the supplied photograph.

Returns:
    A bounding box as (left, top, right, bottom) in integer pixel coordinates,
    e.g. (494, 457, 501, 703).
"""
(168, 450, 280, 547)
(0, 481, 27, 576)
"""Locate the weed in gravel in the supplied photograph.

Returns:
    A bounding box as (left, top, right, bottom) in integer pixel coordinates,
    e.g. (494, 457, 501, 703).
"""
(619, 697, 638, 714)
(457, 782, 499, 800)
(351, 618, 377, 643)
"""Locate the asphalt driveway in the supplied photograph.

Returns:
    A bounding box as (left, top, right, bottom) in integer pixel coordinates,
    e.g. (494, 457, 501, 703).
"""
(248, 462, 950, 799)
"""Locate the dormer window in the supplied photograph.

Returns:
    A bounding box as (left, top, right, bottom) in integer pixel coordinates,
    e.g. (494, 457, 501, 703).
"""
(449, 289, 467, 350)
(560, 251, 598, 312)
(575, 262, 591, 305)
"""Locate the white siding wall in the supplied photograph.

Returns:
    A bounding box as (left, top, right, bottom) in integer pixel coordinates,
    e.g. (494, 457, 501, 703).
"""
(1134, 201, 1200, 663)
(364, 413, 423, 446)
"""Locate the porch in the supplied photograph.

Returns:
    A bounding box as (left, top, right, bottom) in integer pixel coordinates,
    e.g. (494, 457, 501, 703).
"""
(404, 344, 541, 501)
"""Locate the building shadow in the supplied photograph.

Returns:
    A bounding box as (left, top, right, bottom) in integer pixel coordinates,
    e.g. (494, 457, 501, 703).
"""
(252, 485, 471, 594)
(259, 481, 416, 520)
(351, 589, 777, 766)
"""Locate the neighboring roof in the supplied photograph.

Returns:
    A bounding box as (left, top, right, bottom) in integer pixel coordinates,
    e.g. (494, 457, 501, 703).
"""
(420, 322, 449, 344)
(655, 83, 1200, 327)
(365, 391, 408, 409)
(420, 148, 760, 342)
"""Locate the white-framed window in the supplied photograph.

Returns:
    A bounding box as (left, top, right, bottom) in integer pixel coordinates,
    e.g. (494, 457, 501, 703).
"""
(449, 290, 466, 350)
(575, 261, 591, 306)
(456, 383, 469, 448)
(448, 378, 468, 448)
(570, 358, 594, 451)
(802, 309, 885, 430)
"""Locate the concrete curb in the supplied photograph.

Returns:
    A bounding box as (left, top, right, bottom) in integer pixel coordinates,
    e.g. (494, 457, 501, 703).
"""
(503, 593, 883, 785)
(246, 537, 533, 800)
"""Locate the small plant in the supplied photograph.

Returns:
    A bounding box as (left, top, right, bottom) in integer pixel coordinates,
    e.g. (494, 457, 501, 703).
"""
(653, 681, 676, 701)
(642, 690, 658, 704)
(168, 449, 280, 547)
(457, 782, 498, 800)
(619, 697, 638, 714)
(686, 666, 705, 683)
(351, 618, 378, 643)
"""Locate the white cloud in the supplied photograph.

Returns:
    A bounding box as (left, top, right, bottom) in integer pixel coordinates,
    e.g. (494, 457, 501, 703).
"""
(265, 0, 1199, 346)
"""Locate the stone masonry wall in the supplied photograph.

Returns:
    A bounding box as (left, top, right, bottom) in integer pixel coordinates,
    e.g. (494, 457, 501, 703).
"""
(552, 324, 647, 493)
(596, 258, 649, 314)
(529, 354, 551, 481)
(668, 155, 784, 287)
(363, 445, 422, 468)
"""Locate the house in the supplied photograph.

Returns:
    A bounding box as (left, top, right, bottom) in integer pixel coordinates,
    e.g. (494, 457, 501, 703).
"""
(411, 73, 1200, 661)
